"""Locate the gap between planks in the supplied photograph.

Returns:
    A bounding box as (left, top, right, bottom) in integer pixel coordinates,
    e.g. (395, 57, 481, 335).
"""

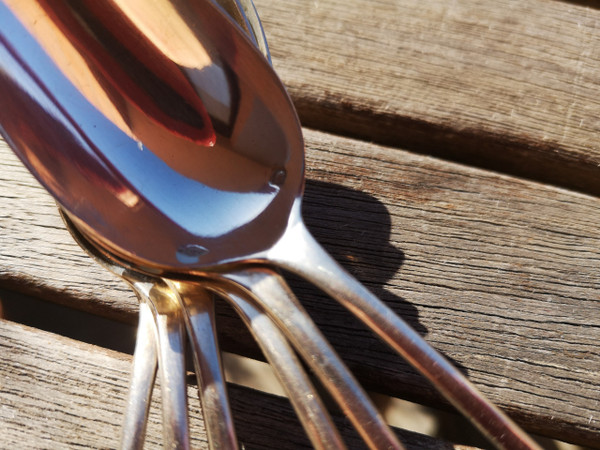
(0, 318, 477, 449)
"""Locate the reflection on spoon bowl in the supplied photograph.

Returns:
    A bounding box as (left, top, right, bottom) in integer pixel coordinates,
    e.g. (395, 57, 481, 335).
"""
(1, 0, 301, 269)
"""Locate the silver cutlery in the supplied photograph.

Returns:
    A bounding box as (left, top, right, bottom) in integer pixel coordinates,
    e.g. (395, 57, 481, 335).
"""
(37, 1, 396, 447)
(63, 212, 352, 449)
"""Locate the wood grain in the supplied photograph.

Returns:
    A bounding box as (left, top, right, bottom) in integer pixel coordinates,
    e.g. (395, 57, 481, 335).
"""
(0, 318, 474, 449)
(2, 0, 600, 445)
(254, 0, 600, 195)
(1, 131, 599, 446)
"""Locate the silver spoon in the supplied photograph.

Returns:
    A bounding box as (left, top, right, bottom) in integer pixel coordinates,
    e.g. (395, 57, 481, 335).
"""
(8, 2, 396, 447)
(212, 0, 270, 61)
(0, 1, 539, 448)
(121, 300, 158, 449)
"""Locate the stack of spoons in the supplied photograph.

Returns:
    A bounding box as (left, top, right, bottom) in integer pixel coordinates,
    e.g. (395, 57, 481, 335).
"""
(0, 0, 541, 448)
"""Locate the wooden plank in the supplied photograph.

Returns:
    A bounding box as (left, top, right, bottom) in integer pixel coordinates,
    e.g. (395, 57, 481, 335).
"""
(254, 0, 600, 195)
(0, 318, 474, 449)
(1, 132, 598, 446)
(299, 130, 600, 448)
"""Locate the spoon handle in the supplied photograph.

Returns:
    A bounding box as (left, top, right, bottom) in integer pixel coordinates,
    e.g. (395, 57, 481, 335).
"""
(146, 286, 191, 450)
(210, 281, 348, 450)
(269, 222, 541, 450)
(120, 300, 158, 450)
(218, 269, 404, 450)
(171, 282, 239, 450)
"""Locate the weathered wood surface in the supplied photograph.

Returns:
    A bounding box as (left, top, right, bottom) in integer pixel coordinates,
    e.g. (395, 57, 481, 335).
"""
(255, 0, 600, 196)
(2, 130, 599, 447)
(1, 0, 600, 447)
(0, 318, 474, 449)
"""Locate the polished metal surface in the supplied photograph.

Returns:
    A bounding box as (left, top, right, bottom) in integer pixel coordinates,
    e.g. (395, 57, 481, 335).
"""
(213, 0, 270, 61)
(208, 269, 403, 449)
(121, 301, 157, 450)
(51, 4, 351, 448)
(168, 281, 238, 450)
(1, 1, 541, 448)
(0, 0, 301, 270)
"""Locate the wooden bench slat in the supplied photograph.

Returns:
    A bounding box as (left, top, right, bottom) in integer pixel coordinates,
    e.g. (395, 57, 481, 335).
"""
(2, 131, 598, 446)
(255, 0, 600, 195)
(0, 318, 473, 449)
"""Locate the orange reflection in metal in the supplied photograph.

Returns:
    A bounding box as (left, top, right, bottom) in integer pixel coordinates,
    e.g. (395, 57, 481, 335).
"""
(7, 0, 216, 146)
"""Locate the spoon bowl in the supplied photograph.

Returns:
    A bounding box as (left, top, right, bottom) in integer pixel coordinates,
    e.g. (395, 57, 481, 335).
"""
(1, 0, 301, 270)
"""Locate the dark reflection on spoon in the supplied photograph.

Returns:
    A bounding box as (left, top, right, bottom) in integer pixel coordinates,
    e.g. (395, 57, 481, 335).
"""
(48, 0, 216, 144)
